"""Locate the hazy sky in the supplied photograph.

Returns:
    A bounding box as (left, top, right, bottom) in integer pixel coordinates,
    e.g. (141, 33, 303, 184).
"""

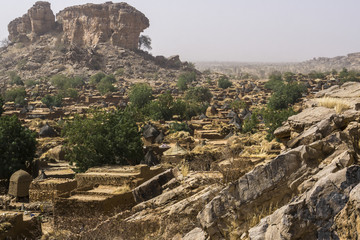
(1, 0, 359, 62)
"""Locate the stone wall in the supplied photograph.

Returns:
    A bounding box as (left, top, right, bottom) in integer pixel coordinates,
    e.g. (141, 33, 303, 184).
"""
(29, 178, 77, 203)
(53, 191, 135, 233)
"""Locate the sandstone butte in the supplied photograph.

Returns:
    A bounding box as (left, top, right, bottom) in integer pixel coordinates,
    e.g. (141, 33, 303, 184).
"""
(7, 1, 149, 49)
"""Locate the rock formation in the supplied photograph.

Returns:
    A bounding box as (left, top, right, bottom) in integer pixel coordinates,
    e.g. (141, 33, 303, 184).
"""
(8, 1, 55, 42)
(56, 2, 149, 49)
(8, 1, 149, 49)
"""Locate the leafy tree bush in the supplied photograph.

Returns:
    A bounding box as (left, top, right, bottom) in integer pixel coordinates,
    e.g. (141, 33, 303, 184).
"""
(179, 72, 197, 83)
(265, 71, 283, 90)
(185, 87, 212, 103)
(169, 122, 192, 134)
(97, 78, 116, 95)
(231, 99, 247, 112)
(5, 87, 26, 106)
(0, 115, 37, 179)
(218, 75, 232, 89)
(9, 72, 23, 86)
(172, 100, 208, 120)
(177, 77, 188, 91)
(66, 88, 79, 99)
(129, 83, 153, 108)
(25, 79, 37, 87)
(338, 68, 360, 82)
(90, 72, 106, 86)
(147, 91, 174, 120)
(50, 75, 84, 90)
(139, 35, 152, 51)
(242, 111, 259, 134)
(41, 95, 62, 108)
(62, 110, 144, 172)
(262, 108, 295, 140)
(308, 71, 326, 80)
(283, 72, 296, 82)
(267, 82, 306, 110)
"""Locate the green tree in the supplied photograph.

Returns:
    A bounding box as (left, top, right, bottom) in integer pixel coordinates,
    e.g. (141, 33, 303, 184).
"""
(231, 99, 247, 112)
(339, 68, 360, 82)
(50, 75, 84, 90)
(90, 72, 106, 86)
(218, 75, 232, 89)
(267, 82, 306, 110)
(169, 122, 192, 134)
(139, 35, 152, 51)
(185, 87, 212, 103)
(242, 111, 259, 134)
(5, 87, 26, 106)
(177, 77, 188, 91)
(41, 95, 62, 108)
(262, 108, 295, 140)
(265, 71, 283, 90)
(308, 71, 325, 80)
(283, 72, 296, 82)
(178, 72, 197, 83)
(97, 78, 116, 95)
(142, 91, 176, 121)
(129, 83, 153, 108)
(9, 72, 23, 86)
(25, 79, 37, 87)
(0, 115, 37, 179)
(63, 110, 144, 172)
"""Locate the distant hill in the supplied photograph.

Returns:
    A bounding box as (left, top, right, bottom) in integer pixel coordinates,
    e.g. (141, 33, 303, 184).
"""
(195, 52, 360, 77)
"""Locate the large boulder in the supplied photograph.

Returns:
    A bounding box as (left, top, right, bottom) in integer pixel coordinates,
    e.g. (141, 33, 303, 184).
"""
(132, 169, 174, 203)
(249, 166, 360, 240)
(287, 107, 336, 132)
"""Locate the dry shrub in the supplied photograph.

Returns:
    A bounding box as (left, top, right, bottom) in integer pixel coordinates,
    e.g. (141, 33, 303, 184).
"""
(180, 163, 189, 177)
(317, 97, 350, 114)
(247, 201, 279, 228)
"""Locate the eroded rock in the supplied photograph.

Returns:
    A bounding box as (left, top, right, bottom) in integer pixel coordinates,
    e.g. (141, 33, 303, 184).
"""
(249, 166, 360, 240)
(8, 1, 149, 50)
(8, 1, 55, 42)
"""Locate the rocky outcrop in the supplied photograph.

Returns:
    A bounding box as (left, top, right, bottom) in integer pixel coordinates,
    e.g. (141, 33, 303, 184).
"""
(333, 183, 360, 239)
(196, 99, 360, 238)
(8, 1, 149, 49)
(249, 166, 360, 240)
(8, 1, 55, 42)
(56, 2, 149, 49)
(75, 172, 223, 240)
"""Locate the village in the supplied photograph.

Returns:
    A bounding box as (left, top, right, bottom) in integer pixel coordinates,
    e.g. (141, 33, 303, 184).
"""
(1, 1, 360, 240)
(0, 60, 341, 238)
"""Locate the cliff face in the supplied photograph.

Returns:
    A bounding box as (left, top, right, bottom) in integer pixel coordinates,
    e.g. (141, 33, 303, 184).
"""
(7, 1, 149, 49)
(56, 2, 149, 49)
(8, 1, 55, 42)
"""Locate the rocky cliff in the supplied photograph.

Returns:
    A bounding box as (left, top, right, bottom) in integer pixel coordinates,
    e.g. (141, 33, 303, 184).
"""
(8, 1, 149, 49)
(56, 2, 149, 49)
(8, 1, 55, 43)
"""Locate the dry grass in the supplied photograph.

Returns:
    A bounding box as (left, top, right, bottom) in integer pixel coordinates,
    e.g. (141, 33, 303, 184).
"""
(248, 202, 279, 228)
(316, 97, 350, 114)
(180, 163, 189, 177)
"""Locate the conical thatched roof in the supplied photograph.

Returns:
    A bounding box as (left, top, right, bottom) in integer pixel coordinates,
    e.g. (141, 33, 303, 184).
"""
(154, 131, 165, 144)
(163, 143, 188, 156)
(141, 150, 159, 166)
(143, 124, 160, 139)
